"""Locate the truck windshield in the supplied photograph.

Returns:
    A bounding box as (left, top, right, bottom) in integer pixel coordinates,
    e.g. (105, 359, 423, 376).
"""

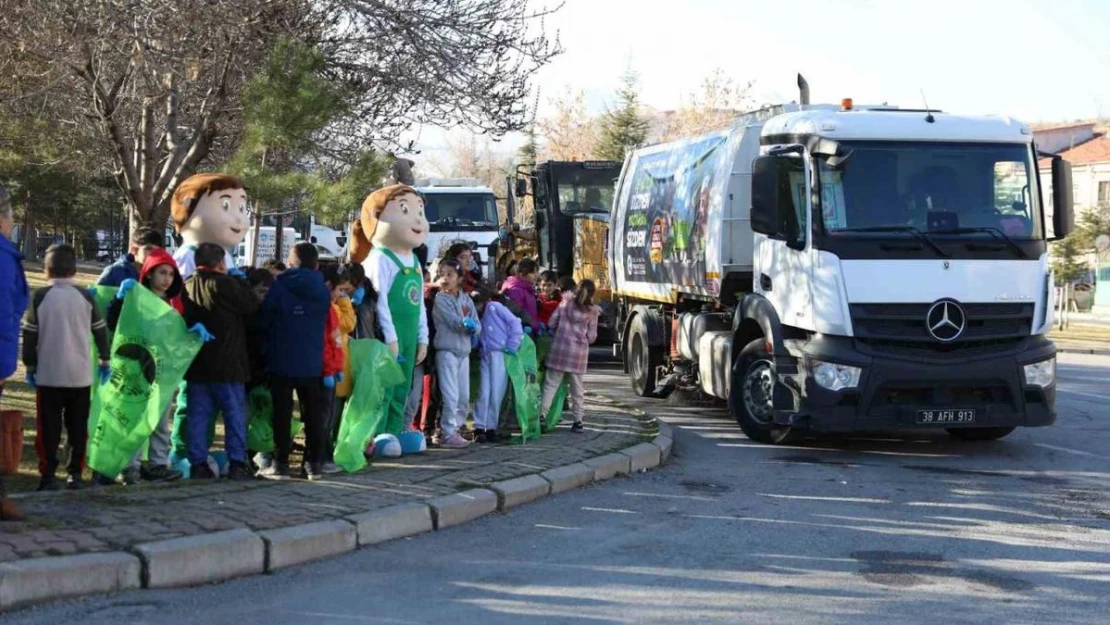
(555, 170, 616, 215)
(423, 193, 499, 231)
(816, 142, 1042, 240)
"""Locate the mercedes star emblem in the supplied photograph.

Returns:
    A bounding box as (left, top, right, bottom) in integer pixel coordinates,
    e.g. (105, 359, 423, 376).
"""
(926, 300, 965, 342)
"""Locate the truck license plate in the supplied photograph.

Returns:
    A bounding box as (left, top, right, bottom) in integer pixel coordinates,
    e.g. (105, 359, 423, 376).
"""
(915, 409, 976, 425)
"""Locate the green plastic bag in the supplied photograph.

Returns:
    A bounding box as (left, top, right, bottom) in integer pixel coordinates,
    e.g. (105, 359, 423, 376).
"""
(505, 335, 542, 443)
(246, 387, 303, 453)
(541, 372, 570, 433)
(335, 339, 404, 473)
(86, 285, 118, 459)
(87, 285, 202, 478)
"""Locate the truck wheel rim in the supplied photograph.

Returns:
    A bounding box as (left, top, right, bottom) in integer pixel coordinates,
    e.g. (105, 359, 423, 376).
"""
(743, 360, 775, 425)
(631, 334, 645, 382)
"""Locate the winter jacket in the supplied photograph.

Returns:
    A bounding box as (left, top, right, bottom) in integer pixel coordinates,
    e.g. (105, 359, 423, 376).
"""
(96, 253, 140, 287)
(537, 294, 560, 325)
(258, 268, 330, 378)
(433, 290, 481, 356)
(0, 233, 28, 380)
(500, 276, 538, 332)
(22, 279, 110, 388)
(334, 296, 358, 398)
(545, 299, 600, 375)
(479, 301, 523, 355)
(322, 305, 344, 378)
(182, 269, 259, 383)
(106, 248, 184, 332)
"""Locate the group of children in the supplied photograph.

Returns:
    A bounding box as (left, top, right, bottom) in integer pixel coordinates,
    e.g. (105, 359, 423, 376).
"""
(20, 228, 600, 490)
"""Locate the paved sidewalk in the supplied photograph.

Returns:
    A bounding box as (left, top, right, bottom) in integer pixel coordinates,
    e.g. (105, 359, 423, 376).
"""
(0, 393, 654, 562)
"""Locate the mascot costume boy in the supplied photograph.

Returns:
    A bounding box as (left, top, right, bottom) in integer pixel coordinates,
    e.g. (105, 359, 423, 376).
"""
(349, 184, 428, 456)
(168, 173, 250, 459)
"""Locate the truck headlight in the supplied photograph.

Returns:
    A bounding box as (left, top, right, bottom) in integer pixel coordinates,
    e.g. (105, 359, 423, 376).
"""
(811, 359, 862, 391)
(1023, 358, 1056, 387)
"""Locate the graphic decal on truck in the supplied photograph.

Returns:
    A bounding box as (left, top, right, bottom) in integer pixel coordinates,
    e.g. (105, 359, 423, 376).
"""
(623, 133, 726, 285)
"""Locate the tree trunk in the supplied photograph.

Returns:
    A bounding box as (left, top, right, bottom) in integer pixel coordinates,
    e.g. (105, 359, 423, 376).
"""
(20, 190, 36, 258)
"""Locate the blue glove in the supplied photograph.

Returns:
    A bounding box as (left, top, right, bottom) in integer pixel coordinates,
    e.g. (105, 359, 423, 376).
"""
(323, 375, 336, 389)
(351, 286, 366, 307)
(98, 363, 111, 385)
(470, 335, 480, 349)
(462, 317, 478, 336)
(188, 323, 215, 343)
(336, 372, 344, 383)
(523, 326, 533, 336)
(24, 372, 35, 389)
(229, 267, 247, 279)
(396, 354, 406, 364)
(87, 286, 99, 297)
(503, 347, 517, 356)
(117, 279, 138, 300)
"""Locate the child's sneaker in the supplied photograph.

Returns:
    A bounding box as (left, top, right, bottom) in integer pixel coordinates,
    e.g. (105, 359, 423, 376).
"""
(484, 429, 499, 444)
(441, 433, 469, 449)
(227, 462, 253, 481)
(190, 463, 217, 480)
(36, 476, 59, 492)
(472, 428, 485, 442)
(66, 474, 85, 490)
(253, 452, 273, 471)
(121, 468, 141, 486)
(257, 463, 290, 481)
(571, 421, 585, 433)
(320, 462, 343, 475)
(303, 463, 323, 481)
(141, 464, 183, 482)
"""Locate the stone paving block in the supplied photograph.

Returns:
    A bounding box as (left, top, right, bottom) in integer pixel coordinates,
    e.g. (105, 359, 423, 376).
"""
(134, 528, 264, 588)
(657, 421, 674, 440)
(260, 520, 357, 572)
(653, 436, 674, 463)
(0, 552, 140, 609)
(620, 442, 662, 472)
(428, 489, 498, 530)
(585, 453, 632, 481)
(541, 463, 594, 494)
(490, 474, 551, 511)
(347, 503, 434, 546)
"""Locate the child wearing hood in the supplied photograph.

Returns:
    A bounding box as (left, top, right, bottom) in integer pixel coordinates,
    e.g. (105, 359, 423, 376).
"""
(103, 247, 192, 484)
(500, 258, 539, 334)
(473, 291, 522, 443)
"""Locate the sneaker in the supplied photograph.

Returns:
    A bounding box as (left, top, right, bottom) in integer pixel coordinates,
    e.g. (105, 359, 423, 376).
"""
(227, 462, 253, 481)
(190, 463, 217, 480)
(36, 476, 60, 492)
(257, 463, 291, 480)
(321, 461, 343, 475)
(253, 452, 274, 471)
(93, 472, 117, 487)
(66, 474, 85, 490)
(430, 430, 444, 447)
(121, 468, 141, 486)
(484, 429, 499, 444)
(304, 462, 323, 481)
(141, 464, 183, 482)
(441, 433, 470, 449)
(571, 421, 585, 433)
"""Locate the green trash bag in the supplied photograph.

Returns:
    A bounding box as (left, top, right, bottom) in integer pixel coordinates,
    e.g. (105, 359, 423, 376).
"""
(334, 339, 405, 473)
(246, 387, 303, 453)
(541, 372, 570, 433)
(505, 335, 542, 444)
(87, 285, 203, 478)
(86, 285, 118, 445)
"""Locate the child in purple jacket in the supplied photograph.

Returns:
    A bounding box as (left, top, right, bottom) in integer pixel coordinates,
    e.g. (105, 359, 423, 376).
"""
(499, 258, 539, 334)
(473, 291, 523, 443)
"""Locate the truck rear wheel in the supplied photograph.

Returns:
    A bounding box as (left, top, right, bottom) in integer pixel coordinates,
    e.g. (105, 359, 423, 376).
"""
(729, 338, 800, 445)
(628, 315, 662, 398)
(945, 427, 1015, 441)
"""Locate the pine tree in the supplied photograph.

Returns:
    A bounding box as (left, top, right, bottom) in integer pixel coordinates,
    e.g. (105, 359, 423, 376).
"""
(596, 69, 649, 162)
(517, 125, 538, 166)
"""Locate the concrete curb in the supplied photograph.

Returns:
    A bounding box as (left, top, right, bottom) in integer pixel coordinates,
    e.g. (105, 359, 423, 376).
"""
(0, 552, 141, 609)
(428, 489, 499, 530)
(490, 474, 552, 511)
(0, 404, 673, 612)
(1056, 346, 1110, 356)
(347, 503, 434, 546)
(134, 528, 265, 588)
(260, 520, 357, 572)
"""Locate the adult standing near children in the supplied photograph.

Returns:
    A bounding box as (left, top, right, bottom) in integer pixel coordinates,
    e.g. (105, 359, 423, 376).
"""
(0, 187, 27, 519)
(96, 227, 165, 287)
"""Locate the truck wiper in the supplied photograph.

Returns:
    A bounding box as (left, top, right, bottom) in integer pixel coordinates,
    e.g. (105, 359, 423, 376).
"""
(834, 226, 949, 257)
(930, 227, 1028, 259)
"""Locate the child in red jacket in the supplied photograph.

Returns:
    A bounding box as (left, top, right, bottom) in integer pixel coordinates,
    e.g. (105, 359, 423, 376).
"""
(320, 265, 353, 474)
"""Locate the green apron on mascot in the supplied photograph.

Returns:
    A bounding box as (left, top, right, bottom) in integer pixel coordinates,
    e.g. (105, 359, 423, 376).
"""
(381, 248, 421, 435)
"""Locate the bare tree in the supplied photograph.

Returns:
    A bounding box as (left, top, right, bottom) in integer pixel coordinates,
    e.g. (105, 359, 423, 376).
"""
(536, 88, 598, 160)
(655, 68, 755, 141)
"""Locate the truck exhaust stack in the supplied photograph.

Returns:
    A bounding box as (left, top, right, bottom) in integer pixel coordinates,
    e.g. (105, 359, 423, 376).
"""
(797, 74, 810, 105)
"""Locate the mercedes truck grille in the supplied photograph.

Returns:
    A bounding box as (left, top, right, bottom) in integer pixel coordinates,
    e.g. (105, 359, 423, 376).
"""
(849, 302, 1035, 345)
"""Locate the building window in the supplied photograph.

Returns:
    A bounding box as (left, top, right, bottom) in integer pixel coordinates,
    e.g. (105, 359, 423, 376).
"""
(1099, 180, 1110, 206)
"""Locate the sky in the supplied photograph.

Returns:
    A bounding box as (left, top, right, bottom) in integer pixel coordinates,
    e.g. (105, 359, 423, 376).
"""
(408, 0, 1110, 163)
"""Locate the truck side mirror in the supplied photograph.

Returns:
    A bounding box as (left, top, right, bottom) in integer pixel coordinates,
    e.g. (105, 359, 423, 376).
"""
(515, 178, 527, 198)
(750, 156, 779, 235)
(1050, 156, 1074, 241)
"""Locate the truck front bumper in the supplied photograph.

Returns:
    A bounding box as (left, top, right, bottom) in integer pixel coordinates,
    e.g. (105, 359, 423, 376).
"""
(775, 335, 1057, 432)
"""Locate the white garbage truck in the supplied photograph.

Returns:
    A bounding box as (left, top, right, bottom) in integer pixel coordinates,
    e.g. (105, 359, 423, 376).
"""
(610, 76, 1075, 444)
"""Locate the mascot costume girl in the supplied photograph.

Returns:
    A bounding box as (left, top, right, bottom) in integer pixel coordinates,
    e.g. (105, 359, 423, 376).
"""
(349, 184, 428, 456)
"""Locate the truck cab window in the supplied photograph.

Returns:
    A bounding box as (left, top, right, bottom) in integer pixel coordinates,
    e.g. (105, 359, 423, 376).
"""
(778, 158, 807, 247)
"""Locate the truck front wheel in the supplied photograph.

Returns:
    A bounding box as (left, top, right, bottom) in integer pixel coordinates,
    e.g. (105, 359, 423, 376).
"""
(628, 315, 662, 397)
(945, 427, 1015, 441)
(729, 338, 800, 445)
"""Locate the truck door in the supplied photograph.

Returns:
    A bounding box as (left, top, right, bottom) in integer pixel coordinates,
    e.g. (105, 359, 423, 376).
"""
(753, 154, 816, 331)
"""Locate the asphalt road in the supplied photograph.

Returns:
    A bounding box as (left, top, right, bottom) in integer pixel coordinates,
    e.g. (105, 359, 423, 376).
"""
(6, 352, 1109, 625)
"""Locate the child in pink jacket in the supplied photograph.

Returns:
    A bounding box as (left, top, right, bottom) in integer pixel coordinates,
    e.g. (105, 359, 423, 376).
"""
(540, 279, 599, 433)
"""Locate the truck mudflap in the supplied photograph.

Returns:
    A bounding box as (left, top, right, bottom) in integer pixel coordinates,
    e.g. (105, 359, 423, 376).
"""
(772, 335, 1057, 432)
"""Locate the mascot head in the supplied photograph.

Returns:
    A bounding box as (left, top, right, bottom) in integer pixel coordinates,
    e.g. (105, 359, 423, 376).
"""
(348, 184, 426, 264)
(171, 173, 249, 249)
